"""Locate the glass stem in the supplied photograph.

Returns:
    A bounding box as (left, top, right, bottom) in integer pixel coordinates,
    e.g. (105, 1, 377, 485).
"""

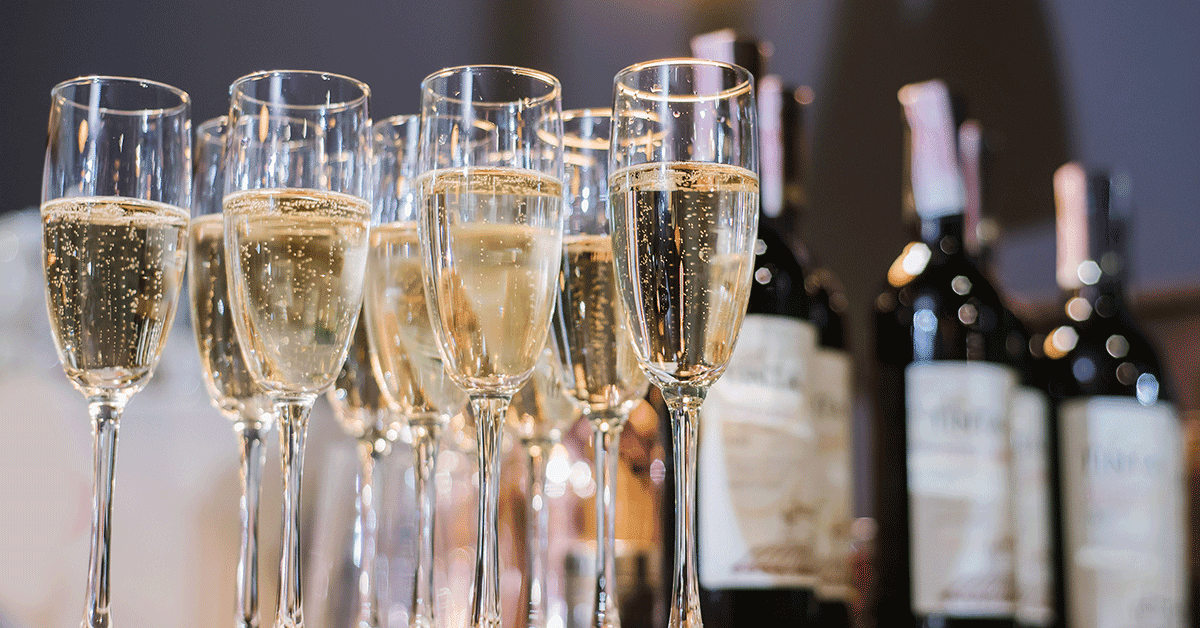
(592, 414, 624, 628)
(275, 397, 313, 628)
(83, 397, 124, 628)
(353, 440, 383, 628)
(523, 438, 552, 628)
(661, 387, 706, 628)
(469, 394, 510, 628)
(235, 416, 269, 628)
(410, 420, 441, 628)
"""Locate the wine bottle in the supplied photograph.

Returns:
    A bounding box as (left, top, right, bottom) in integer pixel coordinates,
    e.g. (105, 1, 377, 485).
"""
(764, 81, 857, 628)
(808, 265, 854, 628)
(871, 79, 1017, 628)
(689, 30, 819, 626)
(1045, 163, 1188, 628)
(960, 121, 1058, 628)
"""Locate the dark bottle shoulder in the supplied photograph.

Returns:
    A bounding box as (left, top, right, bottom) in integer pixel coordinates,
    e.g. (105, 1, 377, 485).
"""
(998, 307, 1049, 388)
(748, 218, 810, 319)
(805, 267, 848, 350)
(874, 249, 1007, 319)
(908, 255, 1006, 306)
(1046, 308, 1172, 403)
(872, 248, 1011, 364)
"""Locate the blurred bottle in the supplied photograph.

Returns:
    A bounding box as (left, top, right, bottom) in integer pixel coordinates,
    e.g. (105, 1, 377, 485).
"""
(960, 121, 1058, 628)
(871, 79, 1017, 628)
(1045, 164, 1188, 628)
(689, 29, 819, 627)
(778, 78, 856, 628)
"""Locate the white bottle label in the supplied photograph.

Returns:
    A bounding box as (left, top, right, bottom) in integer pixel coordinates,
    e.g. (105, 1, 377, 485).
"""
(1011, 385, 1054, 627)
(906, 361, 1017, 616)
(812, 346, 854, 601)
(1059, 397, 1187, 628)
(699, 314, 817, 589)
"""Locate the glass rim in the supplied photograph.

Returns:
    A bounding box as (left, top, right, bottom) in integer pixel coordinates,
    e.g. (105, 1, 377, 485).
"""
(614, 57, 754, 103)
(563, 108, 610, 121)
(560, 108, 610, 151)
(51, 75, 191, 116)
(230, 69, 371, 112)
(420, 64, 562, 108)
(196, 115, 226, 145)
(373, 113, 419, 133)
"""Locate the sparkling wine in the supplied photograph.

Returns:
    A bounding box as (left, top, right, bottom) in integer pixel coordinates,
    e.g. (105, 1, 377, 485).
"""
(608, 161, 757, 388)
(558, 234, 646, 414)
(419, 168, 563, 392)
(43, 196, 189, 395)
(223, 188, 371, 395)
(363, 221, 461, 418)
(189, 214, 270, 419)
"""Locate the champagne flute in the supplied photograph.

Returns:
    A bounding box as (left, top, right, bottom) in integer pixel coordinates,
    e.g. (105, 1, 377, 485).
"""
(189, 115, 277, 628)
(608, 59, 759, 628)
(363, 114, 466, 628)
(41, 75, 191, 628)
(506, 341, 585, 628)
(223, 70, 373, 628)
(553, 109, 649, 628)
(326, 312, 404, 628)
(417, 65, 565, 628)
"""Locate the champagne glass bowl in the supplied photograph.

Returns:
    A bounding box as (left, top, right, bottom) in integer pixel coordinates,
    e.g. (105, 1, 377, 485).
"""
(416, 64, 564, 628)
(608, 59, 759, 628)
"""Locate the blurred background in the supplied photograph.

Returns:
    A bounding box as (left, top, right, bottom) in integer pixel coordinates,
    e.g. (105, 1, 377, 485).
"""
(0, 0, 1196, 626)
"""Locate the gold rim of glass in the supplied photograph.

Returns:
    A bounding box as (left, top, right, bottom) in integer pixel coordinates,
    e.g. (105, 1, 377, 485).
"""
(196, 115, 226, 146)
(561, 108, 610, 151)
(373, 114, 419, 136)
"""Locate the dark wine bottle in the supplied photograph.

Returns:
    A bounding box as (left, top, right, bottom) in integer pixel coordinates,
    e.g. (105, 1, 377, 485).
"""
(808, 264, 855, 628)
(688, 29, 818, 627)
(763, 82, 857, 628)
(1045, 163, 1188, 628)
(960, 121, 1058, 628)
(871, 79, 1017, 628)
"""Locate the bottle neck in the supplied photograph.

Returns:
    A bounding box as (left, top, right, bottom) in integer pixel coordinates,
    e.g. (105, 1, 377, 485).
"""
(1054, 163, 1131, 318)
(919, 213, 966, 260)
(973, 244, 993, 275)
(1056, 203, 1130, 320)
(1064, 275, 1127, 321)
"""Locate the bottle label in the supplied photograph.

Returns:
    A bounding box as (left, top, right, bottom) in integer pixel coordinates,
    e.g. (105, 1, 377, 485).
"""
(906, 360, 1017, 616)
(699, 314, 818, 589)
(812, 346, 854, 601)
(1011, 385, 1054, 627)
(1059, 397, 1187, 628)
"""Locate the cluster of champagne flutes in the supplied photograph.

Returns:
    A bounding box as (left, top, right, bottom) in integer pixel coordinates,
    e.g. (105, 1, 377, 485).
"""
(40, 59, 758, 628)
